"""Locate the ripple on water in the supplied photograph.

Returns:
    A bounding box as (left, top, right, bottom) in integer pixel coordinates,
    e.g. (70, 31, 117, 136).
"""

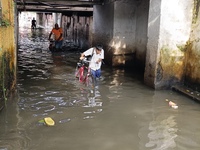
(59, 118, 71, 124)
(83, 116, 94, 120)
(33, 113, 48, 117)
(45, 91, 59, 95)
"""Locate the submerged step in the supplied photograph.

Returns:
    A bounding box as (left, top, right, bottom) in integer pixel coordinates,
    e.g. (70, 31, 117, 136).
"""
(172, 85, 200, 101)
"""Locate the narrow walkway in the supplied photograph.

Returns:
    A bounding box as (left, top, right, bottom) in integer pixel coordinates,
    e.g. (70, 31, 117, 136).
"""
(172, 85, 200, 101)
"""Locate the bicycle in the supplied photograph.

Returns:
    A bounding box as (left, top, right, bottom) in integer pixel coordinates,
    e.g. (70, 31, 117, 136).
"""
(75, 58, 96, 87)
(48, 40, 63, 52)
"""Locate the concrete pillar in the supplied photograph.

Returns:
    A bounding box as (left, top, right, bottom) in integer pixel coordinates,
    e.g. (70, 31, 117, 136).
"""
(54, 13, 62, 26)
(144, 0, 193, 89)
(37, 13, 44, 28)
(42, 13, 46, 27)
(45, 13, 54, 29)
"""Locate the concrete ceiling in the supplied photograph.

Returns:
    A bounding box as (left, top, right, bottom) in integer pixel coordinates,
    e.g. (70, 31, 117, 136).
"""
(16, 0, 104, 12)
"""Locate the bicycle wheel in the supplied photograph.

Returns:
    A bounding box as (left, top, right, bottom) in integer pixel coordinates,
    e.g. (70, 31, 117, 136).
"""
(75, 66, 83, 82)
(79, 66, 86, 82)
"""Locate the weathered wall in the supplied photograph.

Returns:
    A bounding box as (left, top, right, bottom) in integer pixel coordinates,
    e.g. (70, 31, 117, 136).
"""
(0, 0, 17, 108)
(144, 0, 193, 89)
(185, 0, 200, 90)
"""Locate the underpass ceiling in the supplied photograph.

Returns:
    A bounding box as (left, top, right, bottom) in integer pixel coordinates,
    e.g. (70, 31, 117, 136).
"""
(16, 0, 104, 12)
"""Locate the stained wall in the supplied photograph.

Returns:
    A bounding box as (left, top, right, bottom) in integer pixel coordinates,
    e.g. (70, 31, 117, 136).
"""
(185, 0, 200, 90)
(0, 0, 17, 107)
(144, 0, 193, 89)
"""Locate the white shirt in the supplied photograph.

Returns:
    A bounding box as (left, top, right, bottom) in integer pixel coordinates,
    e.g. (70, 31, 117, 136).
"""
(83, 47, 104, 70)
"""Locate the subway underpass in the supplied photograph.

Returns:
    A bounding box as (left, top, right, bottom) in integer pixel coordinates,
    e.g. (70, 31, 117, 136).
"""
(0, 24, 200, 150)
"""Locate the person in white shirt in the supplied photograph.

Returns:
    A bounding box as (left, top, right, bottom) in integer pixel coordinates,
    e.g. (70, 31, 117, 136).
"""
(80, 44, 104, 79)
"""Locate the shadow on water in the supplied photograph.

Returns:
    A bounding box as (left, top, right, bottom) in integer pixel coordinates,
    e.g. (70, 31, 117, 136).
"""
(0, 28, 200, 150)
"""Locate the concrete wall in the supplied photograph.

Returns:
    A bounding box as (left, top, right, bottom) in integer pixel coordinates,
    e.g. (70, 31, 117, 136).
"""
(113, 1, 136, 53)
(93, 2, 114, 65)
(112, 1, 136, 67)
(93, 0, 149, 67)
(144, 0, 193, 89)
(185, 1, 200, 90)
(0, 0, 17, 108)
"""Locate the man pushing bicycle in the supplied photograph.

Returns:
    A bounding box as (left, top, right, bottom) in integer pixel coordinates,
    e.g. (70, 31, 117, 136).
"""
(80, 44, 104, 80)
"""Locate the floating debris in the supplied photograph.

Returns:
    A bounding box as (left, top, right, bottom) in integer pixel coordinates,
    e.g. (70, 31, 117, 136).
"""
(186, 89, 190, 92)
(38, 117, 55, 126)
(169, 101, 178, 109)
(172, 105, 178, 109)
(44, 117, 55, 126)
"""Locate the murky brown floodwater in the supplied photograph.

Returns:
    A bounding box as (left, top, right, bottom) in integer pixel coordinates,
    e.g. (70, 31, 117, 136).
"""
(0, 28, 200, 150)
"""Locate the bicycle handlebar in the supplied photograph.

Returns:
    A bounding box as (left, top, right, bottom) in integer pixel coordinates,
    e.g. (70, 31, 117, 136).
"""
(82, 60, 91, 63)
(76, 58, 90, 68)
(80, 58, 91, 63)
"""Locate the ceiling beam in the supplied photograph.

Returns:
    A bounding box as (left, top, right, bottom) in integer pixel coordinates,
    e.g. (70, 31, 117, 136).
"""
(17, 6, 93, 12)
(16, 0, 103, 6)
(17, 0, 102, 1)
(16, 0, 104, 12)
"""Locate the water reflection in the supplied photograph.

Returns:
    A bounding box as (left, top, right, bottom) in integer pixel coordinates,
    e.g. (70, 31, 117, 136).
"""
(83, 87, 103, 120)
(146, 115, 178, 149)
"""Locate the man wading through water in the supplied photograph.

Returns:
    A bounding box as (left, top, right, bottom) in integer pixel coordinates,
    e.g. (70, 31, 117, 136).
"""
(80, 44, 104, 82)
(48, 23, 63, 51)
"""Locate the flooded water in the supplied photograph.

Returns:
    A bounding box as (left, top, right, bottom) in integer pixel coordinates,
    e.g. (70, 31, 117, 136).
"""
(0, 28, 200, 150)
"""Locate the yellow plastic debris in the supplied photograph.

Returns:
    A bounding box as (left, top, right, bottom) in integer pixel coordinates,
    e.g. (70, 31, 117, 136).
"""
(44, 117, 55, 126)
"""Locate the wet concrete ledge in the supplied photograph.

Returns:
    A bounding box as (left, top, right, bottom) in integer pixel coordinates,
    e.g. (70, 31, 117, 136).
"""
(172, 85, 200, 101)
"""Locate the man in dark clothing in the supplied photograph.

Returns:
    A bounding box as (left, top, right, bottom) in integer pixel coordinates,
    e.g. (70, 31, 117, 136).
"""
(31, 18, 36, 29)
